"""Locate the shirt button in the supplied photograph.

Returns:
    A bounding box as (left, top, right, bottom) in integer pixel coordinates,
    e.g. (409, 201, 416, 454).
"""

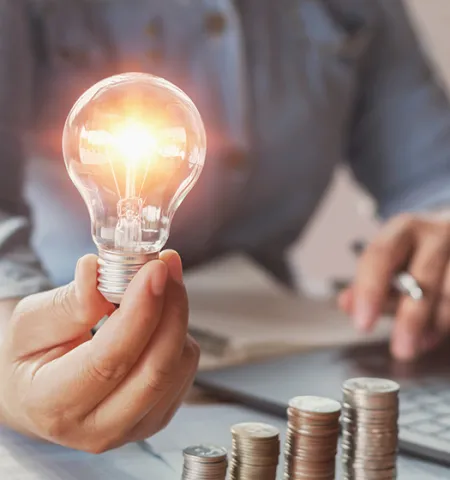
(204, 12, 227, 37)
(58, 47, 88, 67)
(146, 17, 163, 38)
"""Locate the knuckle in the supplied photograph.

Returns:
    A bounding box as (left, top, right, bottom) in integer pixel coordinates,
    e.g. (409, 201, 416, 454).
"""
(87, 352, 133, 383)
(83, 437, 117, 455)
(52, 283, 76, 318)
(81, 416, 124, 454)
(84, 444, 107, 455)
(146, 367, 174, 393)
(31, 411, 72, 440)
(9, 305, 28, 334)
(434, 233, 450, 252)
(425, 221, 448, 238)
(46, 417, 70, 440)
(131, 424, 159, 443)
(10, 294, 40, 332)
(12, 296, 31, 317)
(414, 219, 450, 247)
(422, 252, 448, 276)
(391, 212, 415, 229)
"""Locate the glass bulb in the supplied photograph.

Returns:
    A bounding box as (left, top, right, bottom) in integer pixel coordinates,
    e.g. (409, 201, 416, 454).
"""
(63, 73, 206, 304)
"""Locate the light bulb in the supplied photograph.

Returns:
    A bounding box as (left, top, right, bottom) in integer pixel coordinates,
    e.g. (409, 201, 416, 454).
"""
(63, 73, 206, 304)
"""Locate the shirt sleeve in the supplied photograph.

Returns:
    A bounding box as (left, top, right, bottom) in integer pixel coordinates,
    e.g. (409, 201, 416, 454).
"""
(0, 0, 53, 299)
(347, 0, 450, 219)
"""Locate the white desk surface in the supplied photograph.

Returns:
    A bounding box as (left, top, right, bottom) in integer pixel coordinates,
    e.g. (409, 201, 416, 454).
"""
(1, 404, 448, 480)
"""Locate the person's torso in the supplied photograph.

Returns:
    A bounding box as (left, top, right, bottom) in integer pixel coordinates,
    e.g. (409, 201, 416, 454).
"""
(24, 0, 379, 285)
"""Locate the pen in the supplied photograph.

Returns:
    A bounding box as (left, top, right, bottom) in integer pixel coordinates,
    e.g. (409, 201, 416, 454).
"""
(351, 241, 424, 301)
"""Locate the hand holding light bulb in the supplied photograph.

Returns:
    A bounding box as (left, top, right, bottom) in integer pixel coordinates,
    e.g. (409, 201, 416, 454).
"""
(0, 251, 199, 451)
(0, 74, 203, 450)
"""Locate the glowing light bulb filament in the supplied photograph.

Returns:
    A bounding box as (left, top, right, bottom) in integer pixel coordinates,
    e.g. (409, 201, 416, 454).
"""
(114, 122, 157, 198)
(108, 122, 157, 250)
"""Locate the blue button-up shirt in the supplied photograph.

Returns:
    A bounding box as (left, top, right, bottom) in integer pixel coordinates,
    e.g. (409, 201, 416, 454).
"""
(2, 0, 450, 298)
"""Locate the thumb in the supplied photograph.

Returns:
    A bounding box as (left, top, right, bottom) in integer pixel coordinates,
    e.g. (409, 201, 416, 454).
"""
(10, 255, 114, 357)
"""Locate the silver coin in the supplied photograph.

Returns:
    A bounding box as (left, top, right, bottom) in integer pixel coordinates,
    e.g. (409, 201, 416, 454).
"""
(284, 396, 340, 480)
(288, 396, 342, 414)
(343, 378, 400, 395)
(231, 422, 280, 439)
(229, 422, 280, 480)
(340, 377, 399, 479)
(182, 444, 228, 480)
(183, 444, 228, 460)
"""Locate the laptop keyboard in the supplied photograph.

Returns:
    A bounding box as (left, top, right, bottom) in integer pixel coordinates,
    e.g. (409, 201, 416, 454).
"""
(399, 379, 450, 463)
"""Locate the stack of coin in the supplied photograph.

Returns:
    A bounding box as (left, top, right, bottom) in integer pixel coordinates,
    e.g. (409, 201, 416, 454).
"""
(229, 422, 280, 480)
(285, 396, 341, 480)
(341, 377, 400, 480)
(182, 444, 228, 480)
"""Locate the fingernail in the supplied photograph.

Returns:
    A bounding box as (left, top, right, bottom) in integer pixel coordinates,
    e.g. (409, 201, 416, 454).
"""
(354, 299, 374, 332)
(151, 262, 168, 296)
(393, 331, 417, 361)
(167, 254, 183, 284)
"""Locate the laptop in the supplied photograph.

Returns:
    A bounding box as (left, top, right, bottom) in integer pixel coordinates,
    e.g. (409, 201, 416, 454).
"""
(195, 340, 450, 466)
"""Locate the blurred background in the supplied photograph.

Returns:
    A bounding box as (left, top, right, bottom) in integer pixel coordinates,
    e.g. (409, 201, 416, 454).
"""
(294, 0, 450, 297)
(20, 0, 450, 297)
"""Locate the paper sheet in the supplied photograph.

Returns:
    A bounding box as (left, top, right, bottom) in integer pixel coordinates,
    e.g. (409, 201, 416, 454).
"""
(0, 405, 447, 479)
(185, 255, 392, 370)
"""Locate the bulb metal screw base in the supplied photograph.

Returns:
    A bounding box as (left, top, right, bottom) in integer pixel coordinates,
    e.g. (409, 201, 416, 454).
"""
(97, 249, 158, 304)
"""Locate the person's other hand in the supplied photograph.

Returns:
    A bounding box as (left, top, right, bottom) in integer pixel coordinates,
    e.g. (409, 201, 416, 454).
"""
(338, 213, 450, 362)
(0, 250, 199, 452)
